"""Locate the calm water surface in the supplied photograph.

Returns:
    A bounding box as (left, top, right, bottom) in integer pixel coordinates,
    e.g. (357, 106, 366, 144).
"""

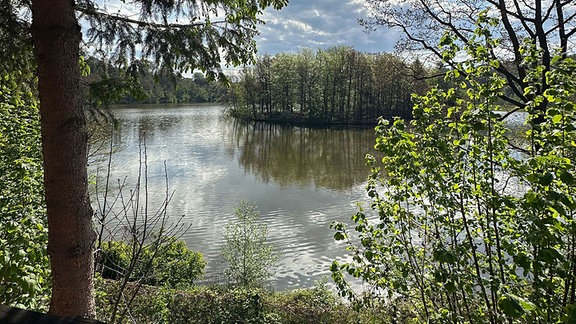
(91, 104, 376, 290)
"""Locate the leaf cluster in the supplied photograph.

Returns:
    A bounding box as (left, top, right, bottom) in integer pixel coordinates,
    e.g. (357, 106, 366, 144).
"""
(78, 0, 288, 80)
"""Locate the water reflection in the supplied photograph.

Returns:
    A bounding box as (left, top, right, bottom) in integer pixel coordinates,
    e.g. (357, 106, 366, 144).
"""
(90, 105, 374, 290)
(227, 122, 375, 191)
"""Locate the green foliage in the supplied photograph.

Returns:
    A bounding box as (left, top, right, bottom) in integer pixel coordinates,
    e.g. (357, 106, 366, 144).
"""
(148, 237, 205, 289)
(96, 282, 273, 323)
(97, 240, 130, 281)
(95, 276, 174, 323)
(97, 236, 205, 289)
(264, 279, 382, 324)
(169, 286, 270, 324)
(223, 82, 254, 121)
(84, 58, 226, 106)
(79, 0, 288, 79)
(95, 280, 388, 324)
(221, 201, 278, 288)
(0, 72, 49, 310)
(0, 1, 34, 79)
(332, 14, 576, 323)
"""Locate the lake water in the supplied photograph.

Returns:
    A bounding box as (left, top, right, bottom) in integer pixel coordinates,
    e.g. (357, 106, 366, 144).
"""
(90, 104, 376, 290)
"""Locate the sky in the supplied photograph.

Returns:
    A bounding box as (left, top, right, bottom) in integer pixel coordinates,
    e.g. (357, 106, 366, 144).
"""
(254, 0, 399, 55)
(88, 0, 400, 72)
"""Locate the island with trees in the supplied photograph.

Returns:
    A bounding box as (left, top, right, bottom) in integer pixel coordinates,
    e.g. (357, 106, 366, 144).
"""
(226, 47, 430, 127)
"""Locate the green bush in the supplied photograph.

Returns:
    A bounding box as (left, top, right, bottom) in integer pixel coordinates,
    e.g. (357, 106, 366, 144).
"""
(266, 287, 346, 324)
(147, 237, 206, 289)
(97, 236, 205, 289)
(95, 279, 389, 323)
(97, 240, 130, 280)
(221, 201, 278, 288)
(95, 276, 173, 323)
(169, 286, 270, 324)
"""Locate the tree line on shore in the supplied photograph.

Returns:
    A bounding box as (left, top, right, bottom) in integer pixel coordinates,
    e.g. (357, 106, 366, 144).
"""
(84, 47, 436, 127)
(226, 46, 432, 126)
(84, 58, 227, 105)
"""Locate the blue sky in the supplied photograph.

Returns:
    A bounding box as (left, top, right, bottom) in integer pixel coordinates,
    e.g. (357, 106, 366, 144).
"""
(255, 0, 398, 55)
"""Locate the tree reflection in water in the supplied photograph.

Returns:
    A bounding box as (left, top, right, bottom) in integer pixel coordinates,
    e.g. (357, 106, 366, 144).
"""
(227, 121, 377, 191)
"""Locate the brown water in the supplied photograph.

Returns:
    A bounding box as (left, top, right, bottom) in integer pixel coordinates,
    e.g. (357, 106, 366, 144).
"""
(91, 104, 376, 290)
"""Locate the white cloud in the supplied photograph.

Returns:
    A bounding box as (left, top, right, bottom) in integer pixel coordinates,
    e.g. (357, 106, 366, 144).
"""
(255, 0, 398, 54)
(91, 0, 399, 56)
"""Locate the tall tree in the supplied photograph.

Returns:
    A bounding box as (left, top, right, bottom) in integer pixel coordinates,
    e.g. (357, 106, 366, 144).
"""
(25, 0, 288, 317)
(362, 0, 576, 118)
(31, 0, 93, 316)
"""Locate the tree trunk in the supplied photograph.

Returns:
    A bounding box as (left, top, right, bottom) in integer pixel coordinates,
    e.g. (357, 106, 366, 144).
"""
(31, 0, 96, 318)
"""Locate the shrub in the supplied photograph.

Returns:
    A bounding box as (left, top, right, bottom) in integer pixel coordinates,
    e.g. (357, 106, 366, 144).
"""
(95, 276, 173, 323)
(221, 201, 278, 288)
(95, 281, 388, 324)
(147, 237, 206, 289)
(169, 286, 270, 324)
(97, 240, 130, 280)
(266, 285, 350, 324)
(97, 236, 205, 289)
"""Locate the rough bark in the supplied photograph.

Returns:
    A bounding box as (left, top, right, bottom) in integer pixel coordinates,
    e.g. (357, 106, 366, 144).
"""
(31, 0, 96, 317)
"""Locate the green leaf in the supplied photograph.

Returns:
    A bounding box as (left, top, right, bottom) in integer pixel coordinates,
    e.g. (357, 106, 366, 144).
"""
(330, 261, 339, 272)
(559, 170, 575, 185)
(498, 295, 524, 318)
(433, 249, 457, 264)
(334, 232, 346, 241)
(365, 250, 374, 261)
(439, 34, 453, 46)
(539, 172, 554, 186)
(518, 298, 536, 312)
(552, 114, 563, 124)
(538, 247, 563, 264)
(513, 252, 531, 270)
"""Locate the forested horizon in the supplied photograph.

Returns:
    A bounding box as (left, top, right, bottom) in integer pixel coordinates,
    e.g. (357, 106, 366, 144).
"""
(225, 46, 432, 126)
(84, 58, 227, 106)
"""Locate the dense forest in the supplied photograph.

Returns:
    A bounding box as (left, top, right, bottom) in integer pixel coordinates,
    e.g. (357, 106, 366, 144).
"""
(226, 46, 431, 126)
(84, 58, 227, 105)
